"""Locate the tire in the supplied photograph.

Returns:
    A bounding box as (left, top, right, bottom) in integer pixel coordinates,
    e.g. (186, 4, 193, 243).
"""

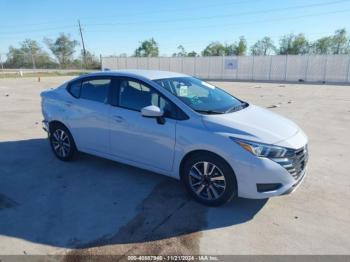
(182, 152, 237, 206)
(49, 123, 76, 161)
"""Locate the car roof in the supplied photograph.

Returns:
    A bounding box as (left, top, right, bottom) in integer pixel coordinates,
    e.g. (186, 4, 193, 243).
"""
(81, 69, 189, 81)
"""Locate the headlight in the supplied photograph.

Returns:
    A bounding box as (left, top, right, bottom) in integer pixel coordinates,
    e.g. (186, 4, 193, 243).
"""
(231, 138, 288, 158)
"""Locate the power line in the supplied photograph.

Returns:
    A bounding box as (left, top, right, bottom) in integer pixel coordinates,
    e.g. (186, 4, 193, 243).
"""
(0, 27, 347, 58)
(0, 31, 80, 41)
(0, 0, 260, 29)
(1, 5, 349, 56)
(83, 8, 350, 34)
(83, 9, 350, 53)
(158, 30, 345, 49)
(0, 0, 348, 36)
(0, 25, 76, 36)
(71, 0, 261, 21)
(84, 0, 350, 27)
(1, 30, 337, 55)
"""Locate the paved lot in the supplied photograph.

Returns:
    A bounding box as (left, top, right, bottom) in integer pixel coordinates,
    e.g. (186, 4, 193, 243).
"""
(0, 76, 349, 256)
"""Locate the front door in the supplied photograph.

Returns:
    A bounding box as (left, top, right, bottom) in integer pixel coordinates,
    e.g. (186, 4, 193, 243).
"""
(109, 78, 177, 171)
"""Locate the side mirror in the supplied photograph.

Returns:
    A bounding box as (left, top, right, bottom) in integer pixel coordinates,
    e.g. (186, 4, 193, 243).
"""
(141, 105, 165, 124)
(141, 105, 164, 117)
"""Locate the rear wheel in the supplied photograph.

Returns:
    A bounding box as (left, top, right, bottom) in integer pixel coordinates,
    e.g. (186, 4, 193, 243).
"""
(49, 123, 76, 161)
(182, 153, 237, 206)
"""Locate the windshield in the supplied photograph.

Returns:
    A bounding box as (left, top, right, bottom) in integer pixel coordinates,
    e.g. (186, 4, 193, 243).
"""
(153, 77, 247, 114)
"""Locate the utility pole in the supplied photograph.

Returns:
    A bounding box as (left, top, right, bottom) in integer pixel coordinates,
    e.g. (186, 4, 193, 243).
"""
(0, 53, 3, 70)
(78, 19, 87, 69)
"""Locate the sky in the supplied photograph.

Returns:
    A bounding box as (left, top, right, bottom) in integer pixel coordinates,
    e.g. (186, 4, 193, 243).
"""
(1, 0, 350, 57)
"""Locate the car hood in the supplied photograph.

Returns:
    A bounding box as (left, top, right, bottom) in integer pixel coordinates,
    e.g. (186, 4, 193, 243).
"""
(202, 104, 300, 145)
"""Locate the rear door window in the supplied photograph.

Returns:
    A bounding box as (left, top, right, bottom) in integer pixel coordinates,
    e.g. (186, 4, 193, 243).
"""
(80, 79, 111, 103)
(68, 81, 81, 98)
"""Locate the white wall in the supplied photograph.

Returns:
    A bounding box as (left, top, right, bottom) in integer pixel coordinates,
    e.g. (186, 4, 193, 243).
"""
(102, 55, 350, 83)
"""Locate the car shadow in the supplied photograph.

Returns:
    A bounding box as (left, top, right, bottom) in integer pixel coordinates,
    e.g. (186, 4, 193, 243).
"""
(0, 138, 268, 249)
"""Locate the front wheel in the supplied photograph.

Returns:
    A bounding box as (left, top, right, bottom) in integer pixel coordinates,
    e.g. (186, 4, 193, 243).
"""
(182, 153, 237, 206)
(49, 124, 76, 161)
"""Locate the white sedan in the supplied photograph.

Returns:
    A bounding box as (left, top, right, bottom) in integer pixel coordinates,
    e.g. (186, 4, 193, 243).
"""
(41, 70, 308, 206)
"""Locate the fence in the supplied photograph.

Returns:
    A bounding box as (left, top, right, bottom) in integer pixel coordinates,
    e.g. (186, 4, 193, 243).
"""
(0, 53, 101, 70)
(102, 55, 350, 84)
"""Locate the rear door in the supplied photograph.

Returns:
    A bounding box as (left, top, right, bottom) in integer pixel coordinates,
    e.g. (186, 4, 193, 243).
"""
(66, 76, 114, 154)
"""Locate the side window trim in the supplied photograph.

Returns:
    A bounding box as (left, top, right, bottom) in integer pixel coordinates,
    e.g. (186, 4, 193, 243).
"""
(109, 77, 121, 107)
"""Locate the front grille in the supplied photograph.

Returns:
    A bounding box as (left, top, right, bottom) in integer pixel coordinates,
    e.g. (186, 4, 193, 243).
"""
(274, 145, 308, 180)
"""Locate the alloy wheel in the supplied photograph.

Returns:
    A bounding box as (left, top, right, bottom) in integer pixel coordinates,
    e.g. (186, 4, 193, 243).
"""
(51, 129, 71, 158)
(188, 161, 226, 201)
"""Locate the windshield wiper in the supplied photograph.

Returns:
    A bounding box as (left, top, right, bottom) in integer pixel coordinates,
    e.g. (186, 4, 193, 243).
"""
(225, 102, 249, 113)
(194, 109, 224, 115)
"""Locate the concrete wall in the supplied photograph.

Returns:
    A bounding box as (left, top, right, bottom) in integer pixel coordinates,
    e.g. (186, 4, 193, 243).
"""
(102, 55, 350, 83)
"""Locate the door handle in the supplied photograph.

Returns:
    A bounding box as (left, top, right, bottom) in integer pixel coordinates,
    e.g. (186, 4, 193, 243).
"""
(65, 101, 73, 107)
(113, 115, 124, 123)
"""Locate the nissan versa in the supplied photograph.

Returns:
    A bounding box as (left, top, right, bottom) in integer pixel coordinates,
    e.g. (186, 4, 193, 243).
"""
(41, 70, 308, 206)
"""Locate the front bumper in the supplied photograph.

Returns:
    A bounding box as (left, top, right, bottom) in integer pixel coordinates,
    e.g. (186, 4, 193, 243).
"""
(231, 132, 308, 199)
(236, 162, 308, 199)
(42, 120, 49, 133)
(282, 169, 307, 195)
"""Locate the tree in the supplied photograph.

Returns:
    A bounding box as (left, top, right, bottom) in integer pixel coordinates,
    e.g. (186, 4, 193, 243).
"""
(21, 39, 41, 56)
(235, 36, 247, 55)
(6, 46, 31, 68)
(202, 37, 247, 56)
(311, 37, 333, 54)
(225, 43, 236, 56)
(279, 34, 309, 55)
(134, 38, 159, 57)
(187, 51, 198, 57)
(331, 29, 350, 54)
(82, 50, 100, 69)
(225, 37, 248, 56)
(172, 45, 187, 57)
(44, 33, 79, 68)
(250, 37, 276, 55)
(5, 39, 55, 69)
(202, 42, 226, 56)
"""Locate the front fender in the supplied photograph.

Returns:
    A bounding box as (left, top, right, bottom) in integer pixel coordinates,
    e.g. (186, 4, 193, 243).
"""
(172, 119, 237, 180)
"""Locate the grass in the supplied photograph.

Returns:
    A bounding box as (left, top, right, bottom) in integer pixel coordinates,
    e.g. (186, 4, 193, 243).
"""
(0, 71, 91, 78)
